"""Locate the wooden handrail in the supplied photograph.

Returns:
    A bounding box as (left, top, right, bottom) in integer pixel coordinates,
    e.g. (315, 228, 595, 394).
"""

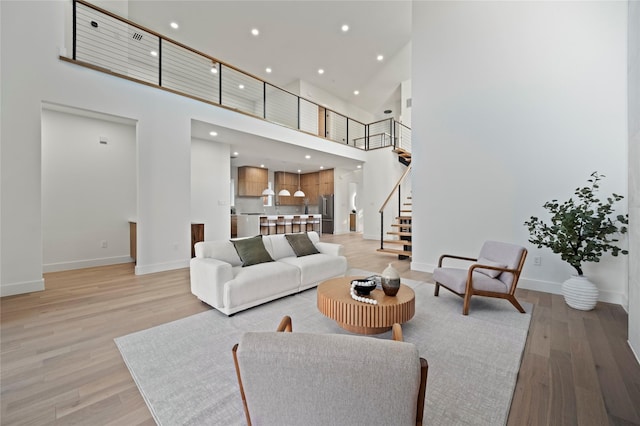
(379, 164, 412, 213)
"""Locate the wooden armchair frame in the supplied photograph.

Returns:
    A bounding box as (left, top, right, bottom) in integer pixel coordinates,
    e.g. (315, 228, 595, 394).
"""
(434, 249, 527, 315)
(232, 316, 428, 426)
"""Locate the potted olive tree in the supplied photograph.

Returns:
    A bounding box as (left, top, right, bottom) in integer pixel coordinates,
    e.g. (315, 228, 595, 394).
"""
(524, 172, 628, 310)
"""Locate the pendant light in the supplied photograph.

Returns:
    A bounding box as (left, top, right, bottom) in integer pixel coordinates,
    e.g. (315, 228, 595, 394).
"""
(278, 164, 291, 196)
(294, 169, 305, 197)
(262, 188, 275, 196)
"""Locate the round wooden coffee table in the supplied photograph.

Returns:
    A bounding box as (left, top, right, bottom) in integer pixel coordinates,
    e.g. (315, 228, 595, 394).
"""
(317, 276, 415, 335)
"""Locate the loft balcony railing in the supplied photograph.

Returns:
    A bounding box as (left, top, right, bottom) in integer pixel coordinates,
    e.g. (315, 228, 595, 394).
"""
(65, 0, 411, 152)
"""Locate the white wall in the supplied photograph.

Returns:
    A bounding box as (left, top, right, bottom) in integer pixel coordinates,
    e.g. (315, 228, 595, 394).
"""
(411, 1, 629, 304)
(628, 0, 640, 362)
(41, 107, 136, 272)
(190, 137, 230, 241)
(361, 148, 407, 240)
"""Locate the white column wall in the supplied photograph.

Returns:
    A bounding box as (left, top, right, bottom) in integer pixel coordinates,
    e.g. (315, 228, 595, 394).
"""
(411, 1, 629, 304)
(628, 0, 640, 362)
(190, 138, 231, 241)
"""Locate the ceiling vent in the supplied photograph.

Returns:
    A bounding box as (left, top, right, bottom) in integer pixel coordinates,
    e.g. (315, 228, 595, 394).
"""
(406, 98, 412, 108)
(132, 32, 143, 41)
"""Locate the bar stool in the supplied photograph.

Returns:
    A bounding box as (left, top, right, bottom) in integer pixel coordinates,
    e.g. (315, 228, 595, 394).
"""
(292, 215, 307, 233)
(310, 214, 322, 234)
(307, 214, 320, 232)
(283, 215, 294, 233)
(276, 215, 292, 234)
(260, 216, 278, 235)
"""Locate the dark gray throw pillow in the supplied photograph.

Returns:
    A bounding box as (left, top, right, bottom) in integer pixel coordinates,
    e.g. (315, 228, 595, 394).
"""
(231, 235, 274, 267)
(285, 233, 320, 257)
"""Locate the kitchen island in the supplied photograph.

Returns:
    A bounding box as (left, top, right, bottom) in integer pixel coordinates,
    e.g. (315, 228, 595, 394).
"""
(232, 214, 322, 238)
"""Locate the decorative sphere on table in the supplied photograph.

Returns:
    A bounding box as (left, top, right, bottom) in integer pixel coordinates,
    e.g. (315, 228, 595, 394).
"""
(381, 263, 401, 296)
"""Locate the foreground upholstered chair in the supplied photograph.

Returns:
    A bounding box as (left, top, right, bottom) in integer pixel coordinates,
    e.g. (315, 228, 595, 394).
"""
(432, 241, 527, 315)
(232, 316, 428, 426)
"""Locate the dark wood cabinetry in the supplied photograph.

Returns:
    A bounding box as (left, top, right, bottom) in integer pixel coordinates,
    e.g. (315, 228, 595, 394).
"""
(275, 169, 333, 205)
(237, 166, 268, 197)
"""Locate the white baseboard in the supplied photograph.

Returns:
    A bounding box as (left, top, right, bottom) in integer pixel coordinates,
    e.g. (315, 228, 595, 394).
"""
(43, 256, 134, 273)
(1, 278, 45, 297)
(135, 259, 189, 275)
(411, 261, 436, 273)
(628, 341, 640, 366)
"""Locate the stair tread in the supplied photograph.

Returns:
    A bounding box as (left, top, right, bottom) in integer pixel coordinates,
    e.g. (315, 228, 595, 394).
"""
(383, 240, 413, 246)
(391, 223, 412, 228)
(387, 231, 412, 237)
(397, 216, 412, 220)
(377, 248, 412, 257)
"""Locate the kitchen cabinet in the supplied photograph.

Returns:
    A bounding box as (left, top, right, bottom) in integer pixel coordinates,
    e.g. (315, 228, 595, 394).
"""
(231, 215, 238, 238)
(319, 169, 334, 196)
(237, 166, 268, 197)
(275, 171, 299, 205)
(301, 172, 319, 205)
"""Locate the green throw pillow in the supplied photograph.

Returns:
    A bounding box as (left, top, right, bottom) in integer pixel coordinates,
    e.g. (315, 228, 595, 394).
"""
(231, 235, 274, 267)
(285, 233, 320, 257)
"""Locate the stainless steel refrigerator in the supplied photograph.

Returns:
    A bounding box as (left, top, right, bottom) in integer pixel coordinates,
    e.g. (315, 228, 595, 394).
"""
(318, 194, 334, 234)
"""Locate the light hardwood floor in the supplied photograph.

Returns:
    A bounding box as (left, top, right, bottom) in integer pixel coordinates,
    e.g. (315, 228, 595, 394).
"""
(1, 233, 639, 425)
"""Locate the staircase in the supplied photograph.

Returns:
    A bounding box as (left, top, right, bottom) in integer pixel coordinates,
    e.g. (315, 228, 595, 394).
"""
(377, 154, 412, 259)
(393, 147, 411, 166)
(377, 197, 412, 259)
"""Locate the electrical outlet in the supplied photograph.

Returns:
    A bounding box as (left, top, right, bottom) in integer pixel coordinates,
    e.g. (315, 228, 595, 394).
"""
(533, 256, 541, 266)
(100, 240, 108, 248)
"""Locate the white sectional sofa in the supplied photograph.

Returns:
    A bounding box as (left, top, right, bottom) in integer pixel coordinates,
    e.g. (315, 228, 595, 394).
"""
(190, 231, 348, 315)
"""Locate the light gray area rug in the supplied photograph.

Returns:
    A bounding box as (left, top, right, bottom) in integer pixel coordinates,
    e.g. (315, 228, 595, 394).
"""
(115, 270, 532, 426)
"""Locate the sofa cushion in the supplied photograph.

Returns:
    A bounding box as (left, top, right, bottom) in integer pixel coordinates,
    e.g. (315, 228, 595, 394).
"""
(285, 233, 320, 257)
(262, 234, 296, 260)
(476, 257, 507, 278)
(232, 235, 274, 267)
(433, 267, 508, 294)
(279, 253, 348, 288)
(195, 240, 242, 266)
(225, 262, 300, 308)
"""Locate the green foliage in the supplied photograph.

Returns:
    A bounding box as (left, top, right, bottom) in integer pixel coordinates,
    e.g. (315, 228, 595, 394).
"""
(524, 172, 628, 276)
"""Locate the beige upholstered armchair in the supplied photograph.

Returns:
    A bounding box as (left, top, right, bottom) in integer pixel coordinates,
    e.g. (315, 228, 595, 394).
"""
(232, 316, 428, 426)
(432, 241, 528, 315)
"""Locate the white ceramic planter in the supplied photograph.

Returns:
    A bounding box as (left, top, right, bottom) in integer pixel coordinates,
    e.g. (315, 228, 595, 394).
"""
(561, 275, 599, 311)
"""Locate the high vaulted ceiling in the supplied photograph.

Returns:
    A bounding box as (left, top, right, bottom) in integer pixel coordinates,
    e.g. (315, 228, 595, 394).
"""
(126, 0, 412, 119)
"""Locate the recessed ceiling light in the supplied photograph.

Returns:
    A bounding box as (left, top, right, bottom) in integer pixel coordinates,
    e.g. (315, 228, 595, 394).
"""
(209, 131, 218, 136)
(320, 166, 324, 169)
(150, 51, 158, 57)
(170, 22, 179, 29)
(260, 164, 265, 168)
(305, 155, 311, 159)
(377, 54, 384, 61)
(318, 69, 325, 75)
(265, 67, 272, 73)
(233, 151, 239, 156)
(357, 165, 362, 169)
(238, 84, 245, 89)
(297, 169, 302, 173)
(353, 90, 359, 95)
(251, 28, 259, 36)
(341, 24, 349, 32)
